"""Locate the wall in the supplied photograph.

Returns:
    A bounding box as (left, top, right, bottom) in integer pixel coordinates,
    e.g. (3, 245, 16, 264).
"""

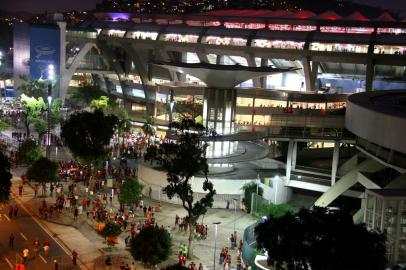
(137, 164, 258, 208)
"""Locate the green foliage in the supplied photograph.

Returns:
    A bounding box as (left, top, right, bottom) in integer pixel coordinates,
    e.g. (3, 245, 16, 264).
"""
(26, 157, 59, 183)
(68, 83, 106, 106)
(18, 77, 50, 99)
(101, 221, 122, 238)
(90, 96, 110, 110)
(0, 152, 12, 203)
(258, 203, 297, 218)
(255, 207, 387, 270)
(131, 226, 172, 266)
(0, 120, 10, 132)
(16, 139, 42, 164)
(33, 118, 47, 138)
(20, 94, 46, 136)
(118, 177, 144, 207)
(241, 182, 263, 212)
(50, 97, 63, 126)
(61, 109, 118, 165)
(142, 115, 155, 137)
(116, 109, 132, 138)
(145, 118, 215, 257)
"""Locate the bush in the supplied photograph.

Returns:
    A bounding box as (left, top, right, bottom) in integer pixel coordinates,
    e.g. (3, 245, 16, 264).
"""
(16, 139, 42, 164)
(26, 157, 59, 183)
(258, 203, 297, 218)
(131, 226, 172, 266)
(101, 221, 122, 238)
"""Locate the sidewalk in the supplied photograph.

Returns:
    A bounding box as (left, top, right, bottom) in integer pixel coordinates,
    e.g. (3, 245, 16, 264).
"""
(11, 164, 257, 270)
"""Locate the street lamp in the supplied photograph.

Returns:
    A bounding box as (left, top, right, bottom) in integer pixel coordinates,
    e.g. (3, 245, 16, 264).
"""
(213, 222, 221, 270)
(46, 84, 52, 159)
(232, 198, 237, 238)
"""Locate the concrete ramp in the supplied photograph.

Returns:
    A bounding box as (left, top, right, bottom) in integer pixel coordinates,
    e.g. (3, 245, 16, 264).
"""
(314, 158, 384, 207)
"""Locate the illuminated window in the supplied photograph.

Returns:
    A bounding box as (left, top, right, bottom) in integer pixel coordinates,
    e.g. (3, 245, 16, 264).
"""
(106, 29, 126, 37)
(292, 25, 317, 32)
(203, 36, 247, 46)
(374, 45, 406, 55)
(127, 31, 158, 40)
(320, 26, 346, 33)
(252, 39, 305, 50)
(346, 27, 374, 34)
(268, 24, 292, 31)
(224, 22, 266, 29)
(185, 20, 221, 27)
(131, 104, 146, 111)
(310, 43, 368, 53)
(377, 28, 406, 35)
(162, 33, 199, 43)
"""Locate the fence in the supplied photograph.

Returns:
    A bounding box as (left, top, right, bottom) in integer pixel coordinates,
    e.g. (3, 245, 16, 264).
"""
(250, 192, 270, 217)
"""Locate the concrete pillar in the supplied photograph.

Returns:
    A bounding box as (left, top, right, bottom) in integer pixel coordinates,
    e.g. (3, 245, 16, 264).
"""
(331, 141, 340, 185)
(57, 21, 67, 99)
(260, 58, 268, 88)
(365, 60, 375, 91)
(311, 61, 319, 91)
(302, 57, 313, 91)
(292, 141, 298, 170)
(286, 139, 294, 181)
(246, 56, 261, 88)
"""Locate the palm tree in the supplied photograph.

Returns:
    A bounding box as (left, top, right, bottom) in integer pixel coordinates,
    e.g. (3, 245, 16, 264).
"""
(142, 116, 155, 147)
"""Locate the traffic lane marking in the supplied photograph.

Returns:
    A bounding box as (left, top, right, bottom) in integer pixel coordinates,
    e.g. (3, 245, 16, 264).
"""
(4, 257, 13, 269)
(39, 254, 47, 263)
(3, 214, 10, 222)
(20, 232, 28, 240)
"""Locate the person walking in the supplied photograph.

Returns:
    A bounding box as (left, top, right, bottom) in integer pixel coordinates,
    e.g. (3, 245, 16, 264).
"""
(14, 206, 19, 218)
(130, 262, 136, 270)
(53, 259, 59, 270)
(9, 233, 14, 248)
(72, 250, 78, 266)
(22, 248, 29, 264)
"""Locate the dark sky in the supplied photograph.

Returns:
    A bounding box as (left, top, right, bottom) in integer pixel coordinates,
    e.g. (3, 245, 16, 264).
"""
(1, 0, 406, 15)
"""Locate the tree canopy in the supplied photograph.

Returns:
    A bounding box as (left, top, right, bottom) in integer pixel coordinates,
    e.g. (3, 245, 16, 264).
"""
(20, 94, 46, 137)
(131, 226, 172, 266)
(0, 152, 12, 203)
(101, 221, 122, 238)
(118, 177, 144, 207)
(26, 157, 59, 184)
(255, 207, 387, 270)
(16, 139, 42, 164)
(68, 83, 106, 106)
(61, 109, 118, 165)
(145, 118, 215, 257)
(18, 77, 51, 100)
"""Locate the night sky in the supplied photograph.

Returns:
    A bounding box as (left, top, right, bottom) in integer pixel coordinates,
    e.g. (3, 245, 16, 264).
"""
(1, 0, 406, 15)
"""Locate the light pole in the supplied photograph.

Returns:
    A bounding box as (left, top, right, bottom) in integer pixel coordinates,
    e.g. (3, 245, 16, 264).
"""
(46, 84, 52, 159)
(213, 222, 221, 270)
(232, 198, 237, 236)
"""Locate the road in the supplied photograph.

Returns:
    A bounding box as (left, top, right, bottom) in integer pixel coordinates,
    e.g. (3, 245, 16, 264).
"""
(0, 197, 76, 270)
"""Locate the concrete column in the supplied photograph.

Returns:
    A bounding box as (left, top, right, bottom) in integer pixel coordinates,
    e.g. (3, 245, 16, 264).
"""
(286, 139, 294, 181)
(365, 60, 375, 91)
(246, 56, 261, 88)
(260, 58, 268, 88)
(292, 141, 298, 170)
(302, 57, 313, 91)
(331, 141, 340, 185)
(311, 61, 319, 91)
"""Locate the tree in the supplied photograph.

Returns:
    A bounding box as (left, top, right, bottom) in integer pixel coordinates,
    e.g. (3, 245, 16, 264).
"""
(116, 109, 132, 144)
(101, 221, 122, 246)
(145, 118, 216, 258)
(90, 96, 110, 110)
(131, 226, 172, 267)
(26, 157, 59, 196)
(16, 139, 42, 164)
(0, 152, 12, 203)
(255, 207, 387, 270)
(118, 177, 144, 208)
(258, 203, 297, 218)
(18, 77, 50, 99)
(20, 94, 46, 137)
(61, 109, 118, 171)
(68, 83, 106, 106)
(0, 120, 10, 132)
(241, 182, 263, 213)
(142, 115, 155, 147)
